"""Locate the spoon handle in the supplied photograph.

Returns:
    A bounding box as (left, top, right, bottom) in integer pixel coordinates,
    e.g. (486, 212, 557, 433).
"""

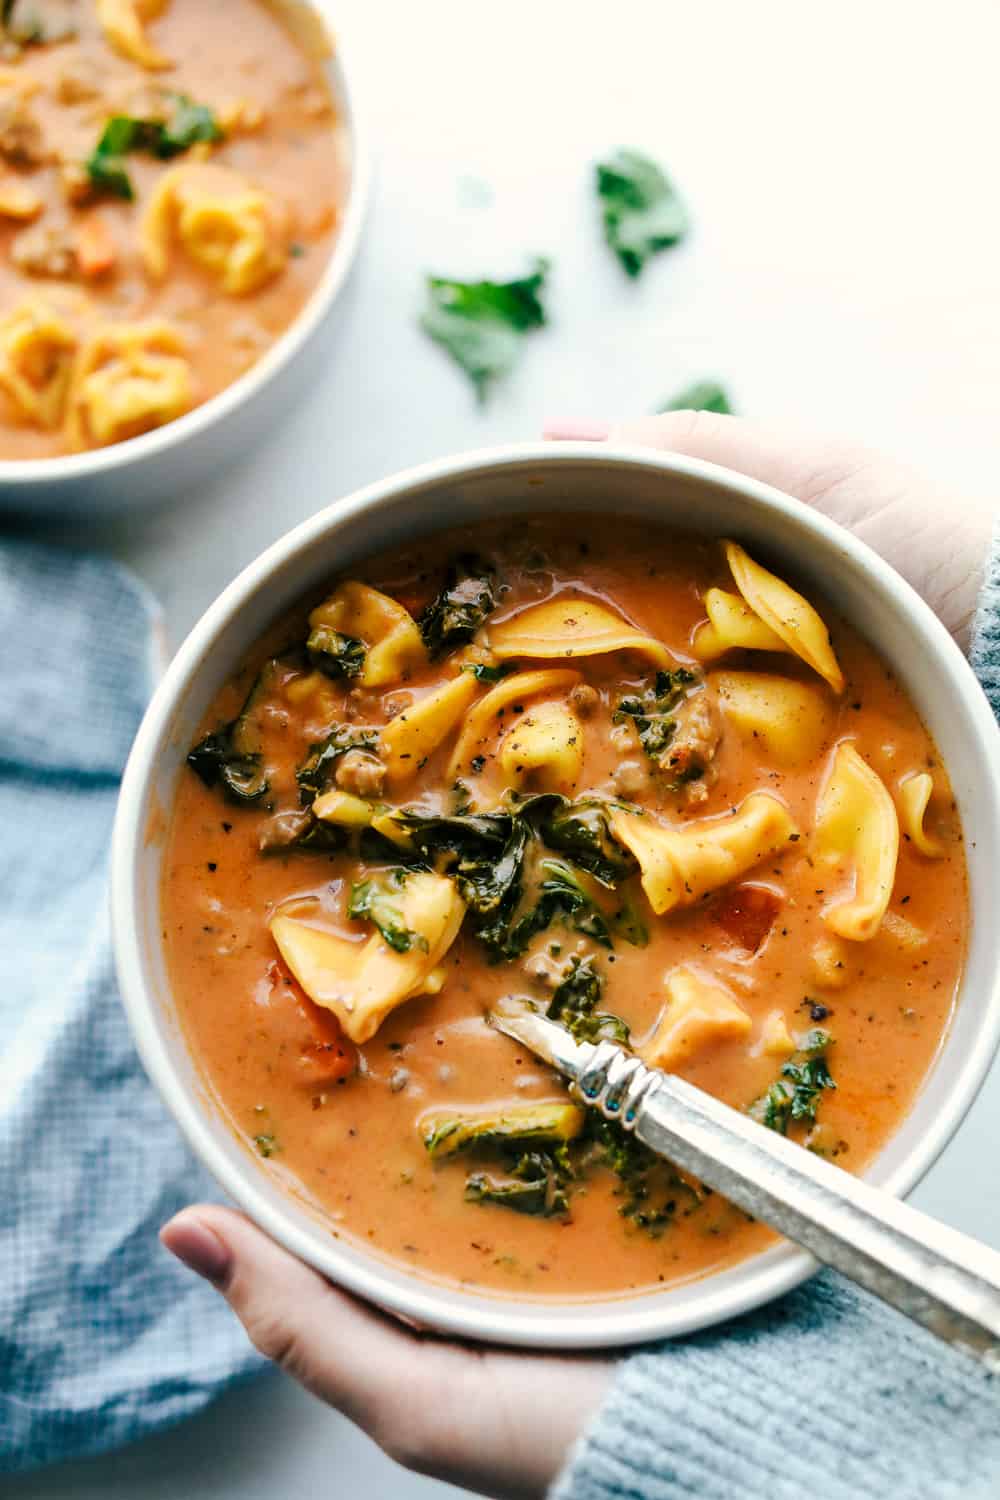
(488, 1001, 1000, 1369)
(579, 1038, 1000, 1369)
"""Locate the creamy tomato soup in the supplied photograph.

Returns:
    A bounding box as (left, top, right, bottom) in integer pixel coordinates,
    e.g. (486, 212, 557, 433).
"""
(162, 518, 966, 1299)
(0, 0, 347, 458)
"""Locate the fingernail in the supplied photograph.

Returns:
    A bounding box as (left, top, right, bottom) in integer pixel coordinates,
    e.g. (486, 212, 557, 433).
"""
(543, 420, 611, 441)
(161, 1213, 232, 1285)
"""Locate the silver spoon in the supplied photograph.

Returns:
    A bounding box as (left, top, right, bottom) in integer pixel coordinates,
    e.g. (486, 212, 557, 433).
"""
(489, 996, 1000, 1371)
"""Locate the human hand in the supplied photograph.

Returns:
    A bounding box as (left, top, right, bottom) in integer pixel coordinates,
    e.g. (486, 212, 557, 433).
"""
(162, 412, 995, 1499)
(160, 1206, 610, 1499)
(549, 412, 993, 649)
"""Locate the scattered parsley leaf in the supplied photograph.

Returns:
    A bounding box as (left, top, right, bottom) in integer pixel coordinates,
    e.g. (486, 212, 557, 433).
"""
(658, 380, 733, 416)
(596, 148, 690, 277)
(420, 257, 549, 402)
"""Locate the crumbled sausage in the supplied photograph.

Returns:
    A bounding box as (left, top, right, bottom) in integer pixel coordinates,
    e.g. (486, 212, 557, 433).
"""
(0, 98, 46, 167)
(612, 758, 649, 798)
(335, 749, 386, 799)
(257, 810, 313, 853)
(568, 683, 600, 718)
(59, 161, 94, 207)
(665, 691, 722, 785)
(10, 221, 76, 278)
(56, 58, 104, 105)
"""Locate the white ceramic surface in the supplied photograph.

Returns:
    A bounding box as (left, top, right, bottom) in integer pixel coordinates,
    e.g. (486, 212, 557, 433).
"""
(0, 9, 370, 517)
(111, 441, 1000, 1350)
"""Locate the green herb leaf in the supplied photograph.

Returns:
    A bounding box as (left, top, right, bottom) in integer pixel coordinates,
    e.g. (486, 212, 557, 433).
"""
(750, 1032, 836, 1134)
(253, 1133, 278, 1158)
(419, 554, 498, 657)
(157, 95, 222, 157)
(466, 1148, 573, 1218)
(348, 870, 426, 953)
(306, 624, 366, 680)
(187, 659, 283, 805)
(546, 955, 629, 1046)
(536, 795, 636, 886)
(86, 96, 222, 200)
(658, 380, 733, 416)
(596, 149, 690, 277)
(463, 661, 512, 683)
(296, 724, 380, 806)
(420, 258, 549, 402)
(613, 669, 698, 768)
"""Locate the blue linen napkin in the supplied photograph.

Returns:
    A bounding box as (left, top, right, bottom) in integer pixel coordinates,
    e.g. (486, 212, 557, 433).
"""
(0, 541, 260, 1475)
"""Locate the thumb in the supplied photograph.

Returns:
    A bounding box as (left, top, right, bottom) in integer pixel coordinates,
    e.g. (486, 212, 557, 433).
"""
(160, 1206, 417, 1431)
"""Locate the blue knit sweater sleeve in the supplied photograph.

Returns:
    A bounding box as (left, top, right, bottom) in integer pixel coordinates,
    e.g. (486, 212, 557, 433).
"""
(552, 532, 1000, 1500)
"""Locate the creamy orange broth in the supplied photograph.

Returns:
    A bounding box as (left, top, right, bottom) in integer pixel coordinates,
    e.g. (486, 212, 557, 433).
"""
(0, 0, 346, 458)
(162, 519, 966, 1299)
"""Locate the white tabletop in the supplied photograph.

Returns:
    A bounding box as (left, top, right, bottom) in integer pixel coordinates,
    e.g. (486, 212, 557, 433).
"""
(8, 0, 1000, 1495)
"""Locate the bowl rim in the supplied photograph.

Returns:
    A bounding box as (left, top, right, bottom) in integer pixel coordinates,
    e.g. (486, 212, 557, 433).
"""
(111, 440, 1000, 1348)
(0, 3, 370, 485)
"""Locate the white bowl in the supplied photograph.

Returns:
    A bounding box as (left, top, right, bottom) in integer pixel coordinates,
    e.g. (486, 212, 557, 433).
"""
(0, 8, 369, 517)
(111, 442, 1000, 1349)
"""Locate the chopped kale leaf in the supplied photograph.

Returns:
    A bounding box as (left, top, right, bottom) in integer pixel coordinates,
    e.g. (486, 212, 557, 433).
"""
(187, 661, 281, 805)
(464, 661, 514, 683)
(296, 725, 379, 806)
(596, 149, 690, 277)
(348, 870, 426, 953)
(86, 96, 222, 200)
(613, 669, 698, 768)
(466, 1147, 573, 1218)
(306, 624, 366, 679)
(535, 795, 637, 886)
(420, 258, 549, 402)
(546, 954, 629, 1046)
(419, 555, 499, 658)
(750, 1029, 836, 1134)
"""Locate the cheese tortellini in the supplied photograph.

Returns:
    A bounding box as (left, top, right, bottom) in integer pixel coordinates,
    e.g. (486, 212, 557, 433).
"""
(898, 771, 945, 859)
(448, 668, 581, 782)
(484, 599, 673, 670)
(141, 164, 288, 296)
(813, 742, 899, 941)
(695, 542, 845, 694)
(271, 872, 465, 1044)
(642, 967, 751, 1071)
(380, 672, 479, 788)
(66, 320, 194, 450)
(310, 582, 427, 689)
(0, 299, 76, 429)
(498, 699, 584, 794)
(711, 670, 834, 767)
(609, 792, 798, 916)
(96, 0, 172, 70)
(693, 588, 789, 661)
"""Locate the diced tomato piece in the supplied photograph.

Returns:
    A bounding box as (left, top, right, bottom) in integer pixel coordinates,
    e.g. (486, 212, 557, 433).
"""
(712, 884, 780, 954)
(261, 960, 358, 1085)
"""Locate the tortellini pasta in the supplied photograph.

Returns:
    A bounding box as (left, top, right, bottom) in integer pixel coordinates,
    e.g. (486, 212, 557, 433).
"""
(813, 742, 898, 941)
(141, 164, 288, 296)
(270, 871, 465, 1044)
(498, 699, 584, 794)
(898, 771, 945, 858)
(448, 668, 581, 782)
(96, 0, 171, 70)
(711, 670, 834, 767)
(483, 599, 673, 670)
(609, 792, 798, 916)
(0, 299, 76, 429)
(0, 180, 43, 221)
(693, 588, 789, 661)
(642, 967, 751, 1071)
(65, 320, 194, 450)
(309, 581, 426, 689)
(696, 542, 845, 694)
(758, 1009, 796, 1058)
(380, 672, 480, 788)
